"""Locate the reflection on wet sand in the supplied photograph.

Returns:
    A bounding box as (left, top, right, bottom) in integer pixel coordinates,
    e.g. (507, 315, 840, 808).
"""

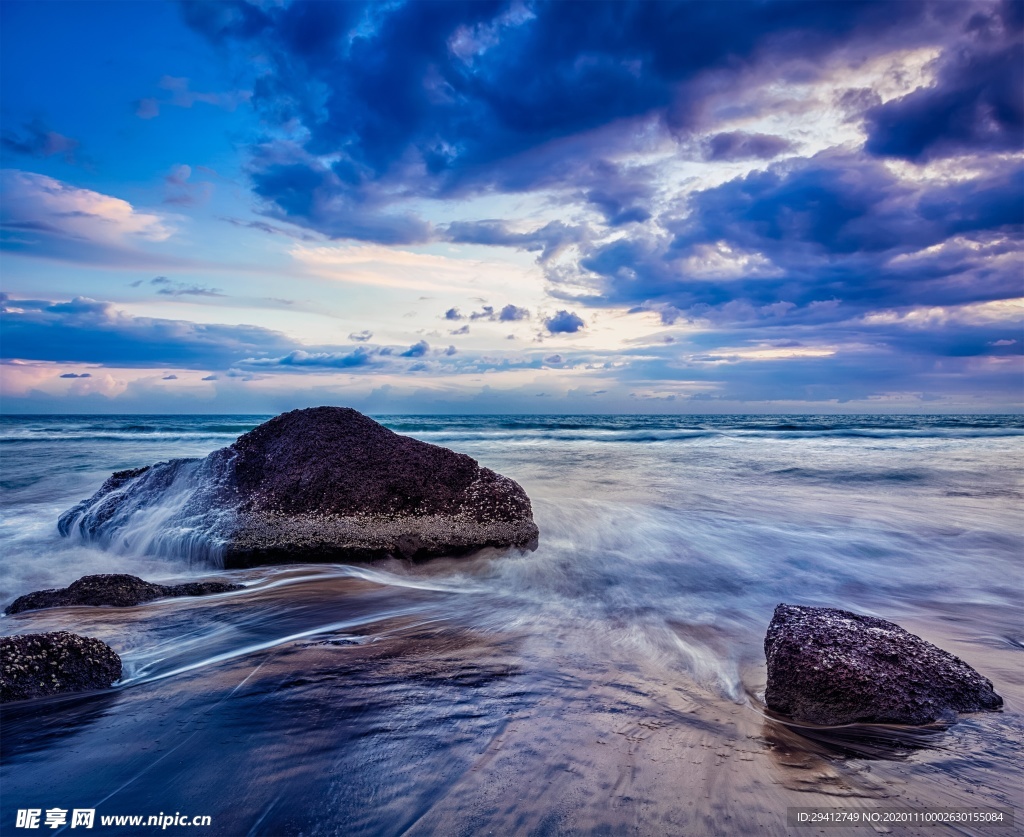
(2, 567, 1020, 836)
(760, 710, 950, 761)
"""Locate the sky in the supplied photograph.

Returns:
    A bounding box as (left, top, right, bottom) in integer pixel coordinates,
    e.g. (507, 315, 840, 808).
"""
(1, 0, 1021, 414)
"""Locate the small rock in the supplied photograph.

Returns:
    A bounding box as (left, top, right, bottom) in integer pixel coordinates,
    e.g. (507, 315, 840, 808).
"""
(764, 603, 1003, 725)
(0, 631, 122, 702)
(5, 574, 241, 615)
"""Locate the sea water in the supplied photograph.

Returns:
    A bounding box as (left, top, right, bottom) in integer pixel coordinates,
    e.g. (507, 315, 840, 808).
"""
(1, 414, 1021, 835)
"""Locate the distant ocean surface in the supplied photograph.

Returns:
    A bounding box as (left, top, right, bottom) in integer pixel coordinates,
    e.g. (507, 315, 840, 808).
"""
(2, 414, 1022, 835)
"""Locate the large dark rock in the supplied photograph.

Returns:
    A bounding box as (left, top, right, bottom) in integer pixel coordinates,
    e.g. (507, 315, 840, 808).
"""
(1, 632, 122, 702)
(764, 604, 1003, 725)
(58, 407, 539, 568)
(5, 574, 241, 615)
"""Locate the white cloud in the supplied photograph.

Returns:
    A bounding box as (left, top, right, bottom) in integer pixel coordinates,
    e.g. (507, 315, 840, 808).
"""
(1, 170, 172, 244)
(289, 242, 534, 294)
(860, 298, 1024, 329)
(679, 241, 781, 281)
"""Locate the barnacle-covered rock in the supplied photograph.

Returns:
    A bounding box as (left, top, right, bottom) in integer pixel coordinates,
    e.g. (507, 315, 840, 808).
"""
(764, 603, 1003, 725)
(5, 574, 241, 615)
(59, 407, 538, 567)
(0, 632, 121, 702)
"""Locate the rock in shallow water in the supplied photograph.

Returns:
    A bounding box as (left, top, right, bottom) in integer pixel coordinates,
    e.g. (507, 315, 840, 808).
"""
(764, 603, 1003, 725)
(5, 573, 241, 615)
(0, 632, 122, 702)
(58, 407, 539, 567)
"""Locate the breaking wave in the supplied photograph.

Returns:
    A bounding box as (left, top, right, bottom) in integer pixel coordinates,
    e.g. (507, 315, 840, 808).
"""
(56, 453, 235, 567)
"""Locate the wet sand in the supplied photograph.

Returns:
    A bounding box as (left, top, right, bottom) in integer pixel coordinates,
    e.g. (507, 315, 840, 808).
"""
(2, 567, 1019, 836)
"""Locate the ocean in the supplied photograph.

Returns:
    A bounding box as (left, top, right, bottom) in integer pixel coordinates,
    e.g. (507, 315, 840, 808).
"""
(1, 414, 1021, 835)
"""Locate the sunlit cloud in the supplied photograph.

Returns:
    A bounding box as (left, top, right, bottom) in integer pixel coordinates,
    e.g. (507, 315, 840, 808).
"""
(0, 170, 185, 267)
(859, 298, 1024, 329)
(289, 242, 536, 295)
(1, 170, 171, 243)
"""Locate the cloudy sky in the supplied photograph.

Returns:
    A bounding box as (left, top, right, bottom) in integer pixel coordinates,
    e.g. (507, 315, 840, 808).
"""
(1, 0, 1021, 413)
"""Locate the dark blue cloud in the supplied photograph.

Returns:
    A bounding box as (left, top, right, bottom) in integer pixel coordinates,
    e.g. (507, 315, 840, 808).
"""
(148, 276, 224, 295)
(445, 303, 533, 324)
(248, 158, 432, 244)
(1, 118, 81, 163)
(445, 220, 584, 261)
(400, 340, 430, 358)
(239, 342, 481, 371)
(705, 131, 795, 161)
(179, 0, 272, 44)
(154, 279, 225, 297)
(182, 0, 939, 241)
(573, 153, 1023, 320)
(1, 295, 296, 368)
(545, 310, 585, 334)
(499, 304, 529, 321)
(349, 330, 373, 342)
(865, 3, 1022, 161)
(244, 348, 375, 369)
(217, 215, 319, 241)
(443, 157, 653, 228)
(59, 372, 91, 378)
